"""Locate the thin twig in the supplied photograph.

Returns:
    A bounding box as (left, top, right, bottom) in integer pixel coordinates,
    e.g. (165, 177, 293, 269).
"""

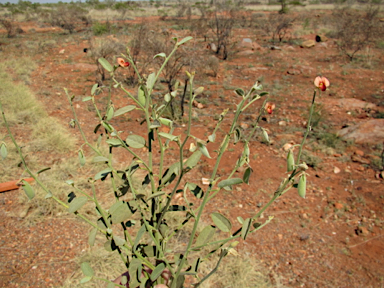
(348, 234, 383, 248)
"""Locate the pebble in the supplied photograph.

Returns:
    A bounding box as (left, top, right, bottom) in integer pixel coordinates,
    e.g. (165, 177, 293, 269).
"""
(334, 167, 341, 174)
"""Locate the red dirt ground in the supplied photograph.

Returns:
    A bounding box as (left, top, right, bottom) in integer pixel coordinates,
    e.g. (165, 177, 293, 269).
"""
(1, 12, 384, 288)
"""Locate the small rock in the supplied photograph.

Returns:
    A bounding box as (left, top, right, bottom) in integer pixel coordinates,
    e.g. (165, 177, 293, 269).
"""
(270, 46, 281, 50)
(351, 155, 370, 165)
(279, 121, 287, 126)
(287, 69, 301, 75)
(240, 122, 249, 129)
(283, 143, 293, 151)
(300, 234, 310, 241)
(355, 166, 365, 172)
(301, 40, 316, 48)
(193, 100, 204, 109)
(354, 150, 364, 157)
(334, 203, 343, 210)
(302, 213, 308, 219)
(356, 226, 369, 236)
(240, 38, 253, 49)
(59, 49, 65, 54)
(334, 167, 341, 174)
(201, 178, 210, 185)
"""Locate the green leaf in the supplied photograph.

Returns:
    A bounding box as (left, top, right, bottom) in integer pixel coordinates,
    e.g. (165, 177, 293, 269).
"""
(187, 182, 204, 199)
(93, 156, 109, 163)
(234, 88, 245, 97)
(114, 105, 136, 117)
(197, 141, 211, 158)
(164, 93, 171, 102)
(106, 106, 114, 121)
(177, 36, 193, 46)
(217, 178, 243, 188)
(110, 201, 135, 224)
(21, 180, 35, 200)
(154, 52, 166, 59)
(195, 225, 216, 247)
(287, 150, 295, 172)
(241, 218, 252, 240)
(160, 162, 179, 186)
(150, 263, 165, 281)
(262, 129, 269, 143)
(243, 167, 253, 184)
(193, 86, 204, 96)
(208, 133, 216, 143)
(82, 96, 92, 102)
(80, 276, 92, 284)
(106, 138, 122, 147)
(102, 121, 114, 133)
(159, 117, 173, 128)
(126, 135, 146, 149)
(68, 196, 88, 213)
(94, 168, 112, 180)
(113, 235, 126, 246)
(158, 132, 179, 142)
(37, 167, 51, 174)
(211, 212, 232, 233)
(88, 228, 97, 246)
(138, 85, 146, 107)
(150, 119, 161, 129)
(98, 57, 113, 72)
(134, 225, 146, 250)
(146, 72, 156, 91)
(0, 142, 7, 160)
(81, 262, 94, 277)
(168, 205, 187, 211)
(298, 174, 306, 199)
(234, 127, 241, 144)
(91, 83, 98, 95)
(78, 150, 86, 167)
(66, 179, 74, 186)
(260, 91, 269, 97)
(184, 150, 202, 171)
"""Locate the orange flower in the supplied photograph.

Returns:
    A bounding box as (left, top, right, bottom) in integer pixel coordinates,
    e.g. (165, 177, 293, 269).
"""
(314, 76, 330, 91)
(265, 102, 275, 114)
(117, 57, 129, 67)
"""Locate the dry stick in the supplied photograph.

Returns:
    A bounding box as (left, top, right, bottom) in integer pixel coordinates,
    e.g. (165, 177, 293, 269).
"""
(348, 234, 383, 249)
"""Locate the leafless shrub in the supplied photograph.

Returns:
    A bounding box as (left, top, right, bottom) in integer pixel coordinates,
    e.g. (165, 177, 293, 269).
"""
(260, 13, 296, 43)
(331, 3, 383, 61)
(0, 17, 22, 38)
(89, 37, 126, 83)
(48, 4, 91, 34)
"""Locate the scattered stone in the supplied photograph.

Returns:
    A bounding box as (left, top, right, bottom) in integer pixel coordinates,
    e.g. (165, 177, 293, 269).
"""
(315, 34, 328, 42)
(334, 203, 343, 210)
(206, 43, 217, 52)
(351, 155, 370, 165)
(355, 150, 365, 157)
(299, 234, 310, 241)
(240, 122, 249, 129)
(287, 69, 301, 75)
(240, 38, 253, 49)
(333, 153, 342, 157)
(278, 120, 287, 126)
(356, 226, 369, 236)
(334, 167, 341, 174)
(355, 166, 365, 172)
(302, 213, 308, 219)
(338, 119, 384, 144)
(193, 100, 204, 109)
(201, 178, 210, 185)
(270, 46, 281, 50)
(237, 50, 253, 56)
(283, 143, 293, 151)
(301, 40, 316, 48)
(59, 49, 65, 54)
(286, 46, 295, 51)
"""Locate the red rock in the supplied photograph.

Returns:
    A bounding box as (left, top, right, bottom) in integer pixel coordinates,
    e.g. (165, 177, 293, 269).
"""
(334, 203, 343, 210)
(354, 149, 364, 156)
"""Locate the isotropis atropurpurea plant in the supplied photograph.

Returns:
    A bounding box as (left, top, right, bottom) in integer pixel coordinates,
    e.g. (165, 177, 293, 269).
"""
(0, 36, 329, 288)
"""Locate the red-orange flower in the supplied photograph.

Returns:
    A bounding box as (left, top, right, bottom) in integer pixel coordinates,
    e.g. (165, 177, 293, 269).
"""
(117, 57, 129, 67)
(314, 76, 330, 91)
(265, 102, 275, 114)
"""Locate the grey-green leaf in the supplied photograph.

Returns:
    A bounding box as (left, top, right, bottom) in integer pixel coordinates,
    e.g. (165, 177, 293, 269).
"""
(211, 212, 232, 233)
(0, 142, 7, 160)
(94, 168, 112, 180)
(150, 263, 166, 281)
(93, 156, 109, 163)
(154, 52, 166, 59)
(177, 36, 193, 46)
(158, 132, 179, 142)
(68, 196, 88, 213)
(91, 83, 98, 95)
(138, 85, 146, 107)
(114, 105, 136, 117)
(80, 276, 92, 284)
(88, 228, 97, 246)
(197, 141, 211, 158)
(81, 262, 94, 277)
(98, 57, 113, 72)
(21, 180, 35, 200)
(184, 150, 202, 171)
(243, 167, 253, 185)
(126, 135, 146, 149)
(234, 88, 245, 97)
(146, 72, 156, 91)
(208, 133, 216, 143)
(218, 178, 243, 188)
(110, 201, 135, 224)
(78, 150, 86, 167)
(106, 138, 122, 147)
(241, 218, 251, 240)
(195, 225, 216, 247)
(287, 150, 295, 172)
(298, 174, 306, 199)
(113, 235, 126, 247)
